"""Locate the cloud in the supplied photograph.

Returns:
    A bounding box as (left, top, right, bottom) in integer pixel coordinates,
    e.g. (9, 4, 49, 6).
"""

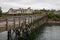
(0, 0, 60, 12)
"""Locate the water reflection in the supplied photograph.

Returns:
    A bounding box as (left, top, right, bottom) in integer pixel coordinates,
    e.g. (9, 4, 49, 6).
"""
(34, 25, 60, 40)
(0, 24, 60, 40)
(0, 31, 7, 40)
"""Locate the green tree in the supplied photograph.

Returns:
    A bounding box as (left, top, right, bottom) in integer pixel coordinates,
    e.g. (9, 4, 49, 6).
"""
(33, 10, 42, 14)
(0, 7, 2, 16)
(48, 11, 55, 18)
(55, 14, 60, 18)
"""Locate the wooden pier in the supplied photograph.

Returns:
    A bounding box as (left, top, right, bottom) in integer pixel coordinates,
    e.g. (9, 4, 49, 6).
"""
(0, 14, 48, 40)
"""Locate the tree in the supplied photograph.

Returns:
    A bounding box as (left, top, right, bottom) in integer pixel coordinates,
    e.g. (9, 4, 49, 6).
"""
(48, 11, 55, 18)
(0, 7, 2, 16)
(33, 10, 42, 14)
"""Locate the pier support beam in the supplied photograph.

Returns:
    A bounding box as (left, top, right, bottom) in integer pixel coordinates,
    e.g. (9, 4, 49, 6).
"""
(7, 30, 11, 40)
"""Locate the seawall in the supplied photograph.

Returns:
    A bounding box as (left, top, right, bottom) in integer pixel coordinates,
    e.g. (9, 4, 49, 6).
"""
(47, 19, 60, 24)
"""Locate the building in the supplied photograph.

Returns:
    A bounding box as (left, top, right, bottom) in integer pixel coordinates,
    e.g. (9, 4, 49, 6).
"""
(54, 10, 60, 14)
(8, 7, 33, 14)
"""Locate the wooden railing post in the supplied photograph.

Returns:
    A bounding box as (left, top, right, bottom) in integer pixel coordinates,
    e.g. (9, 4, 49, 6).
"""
(31, 17, 33, 23)
(24, 18, 26, 25)
(23, 18, 26, 28)
(7, 30, 11, 40)
(13, 17, 15, 28)
(28, 18, 29, 25)
(6, 17, 8, 30)
(19, 17, 20, 27)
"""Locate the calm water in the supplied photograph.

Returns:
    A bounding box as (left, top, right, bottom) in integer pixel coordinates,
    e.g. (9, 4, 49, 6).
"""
(0, 24, 60, 40)
(34, 24, 60, 40)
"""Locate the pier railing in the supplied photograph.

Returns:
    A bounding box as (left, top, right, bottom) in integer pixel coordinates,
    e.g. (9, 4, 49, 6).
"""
(0, 14, 47, 32)
(0, 14, 48, 40)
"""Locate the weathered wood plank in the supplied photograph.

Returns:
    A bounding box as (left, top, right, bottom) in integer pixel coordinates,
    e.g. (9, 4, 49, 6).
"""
(0, 14, 47, 32)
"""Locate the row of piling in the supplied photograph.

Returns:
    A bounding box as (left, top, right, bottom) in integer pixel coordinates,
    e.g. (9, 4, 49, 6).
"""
(5, 14, 48, 40)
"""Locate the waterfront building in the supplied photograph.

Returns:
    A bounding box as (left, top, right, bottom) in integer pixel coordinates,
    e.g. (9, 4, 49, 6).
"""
(8, 7, 33, 14)
(54, 10, 60, 14)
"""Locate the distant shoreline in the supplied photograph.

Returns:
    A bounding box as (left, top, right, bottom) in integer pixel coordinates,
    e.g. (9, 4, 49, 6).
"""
(47, 19, 60, 24)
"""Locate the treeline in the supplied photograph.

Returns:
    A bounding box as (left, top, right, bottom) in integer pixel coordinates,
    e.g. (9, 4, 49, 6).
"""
(2, 13, 36, 16)
(48, 12, 60, 20)
(33, 9, 60, 20)
(0, 7, 2, 17)
(33, 8, 47, 14)
(0, 7, 60, 20)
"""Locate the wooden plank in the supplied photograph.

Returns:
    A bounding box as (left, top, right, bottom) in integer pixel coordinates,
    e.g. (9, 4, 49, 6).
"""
(0, 14, 47, 32)
(0, 26, 6, 32)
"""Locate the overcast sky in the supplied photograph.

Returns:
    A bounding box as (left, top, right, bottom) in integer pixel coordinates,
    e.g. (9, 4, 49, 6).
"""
(0, 0, 60, 12)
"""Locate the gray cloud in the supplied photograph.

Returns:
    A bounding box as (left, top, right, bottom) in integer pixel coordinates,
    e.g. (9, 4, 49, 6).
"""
(0, 0, 60, 12)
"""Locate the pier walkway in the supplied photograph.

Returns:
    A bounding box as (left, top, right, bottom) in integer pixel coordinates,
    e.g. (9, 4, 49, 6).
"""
(0, 14, 48, 40)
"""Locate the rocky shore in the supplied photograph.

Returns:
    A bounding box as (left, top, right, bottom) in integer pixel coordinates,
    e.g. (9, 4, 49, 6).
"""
(47, 19, 60, 24)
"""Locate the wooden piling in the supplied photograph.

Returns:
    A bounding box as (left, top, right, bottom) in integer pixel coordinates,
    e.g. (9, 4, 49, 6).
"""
(13, 17, 15, 28)
(19, 17, 20, 27)
(6, 17, 8, 30)
(7, 30, 11, 40)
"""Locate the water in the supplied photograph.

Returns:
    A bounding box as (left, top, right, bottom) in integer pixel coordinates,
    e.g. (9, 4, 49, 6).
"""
(34, 24, 60, 40)
(0, 24, 60, 40)
(0, 31, 7, 40)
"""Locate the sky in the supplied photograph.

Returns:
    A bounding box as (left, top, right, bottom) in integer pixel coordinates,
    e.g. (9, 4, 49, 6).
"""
(0, 0, 60, 12)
